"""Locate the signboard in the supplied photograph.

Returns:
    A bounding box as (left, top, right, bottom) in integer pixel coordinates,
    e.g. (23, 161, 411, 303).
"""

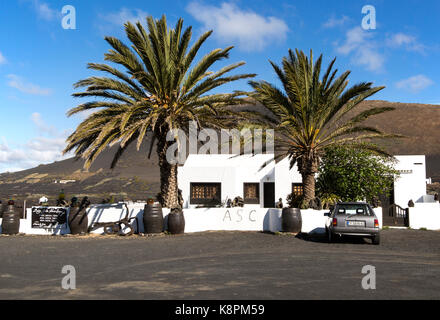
(31, 207, 68, 229)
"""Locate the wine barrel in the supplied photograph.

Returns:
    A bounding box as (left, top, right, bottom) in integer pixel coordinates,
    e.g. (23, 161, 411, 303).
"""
(167, 209, 185, 234)
(282, 208, 302, 234)
(1, 204, 20, 235)
(68, 197, 90, 235)
(143, 203, 164, 234)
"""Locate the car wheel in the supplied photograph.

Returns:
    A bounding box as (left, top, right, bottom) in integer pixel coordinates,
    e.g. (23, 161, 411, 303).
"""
(372, 234, 380, 245)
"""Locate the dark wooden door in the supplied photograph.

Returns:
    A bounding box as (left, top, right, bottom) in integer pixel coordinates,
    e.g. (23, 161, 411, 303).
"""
(384, 204, 409, 227)
(379, 180, 396, 226)
(263, 183, 275, 208)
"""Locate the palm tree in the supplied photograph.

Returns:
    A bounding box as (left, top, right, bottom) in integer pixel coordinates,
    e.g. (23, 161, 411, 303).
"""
(64, 15, 255, 209)
(248, 49, 397, 206)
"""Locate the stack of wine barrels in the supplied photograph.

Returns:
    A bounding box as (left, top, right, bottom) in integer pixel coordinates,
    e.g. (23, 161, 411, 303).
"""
(143, 203, 164, 234)
(1, 200, 20, 235)
(282, 208, 302, 234)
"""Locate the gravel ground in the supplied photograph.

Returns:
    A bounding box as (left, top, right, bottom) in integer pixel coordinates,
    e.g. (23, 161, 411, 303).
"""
(0, 229, 439, 299)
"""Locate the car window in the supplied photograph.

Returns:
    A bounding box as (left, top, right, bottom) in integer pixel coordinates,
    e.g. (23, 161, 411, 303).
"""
(336, 204, 372, 216)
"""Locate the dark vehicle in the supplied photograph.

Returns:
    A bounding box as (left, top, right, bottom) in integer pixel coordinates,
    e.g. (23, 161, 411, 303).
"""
(325, 202, 380, 245)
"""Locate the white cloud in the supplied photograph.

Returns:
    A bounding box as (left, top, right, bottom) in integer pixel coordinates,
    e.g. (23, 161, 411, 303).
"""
(0, 114, 70, 173)
(0, 138, 68, 173)
(395, 75, 434, 93)
(35, 1, 56, 20)
(7, 74, 52, 96)
(335, 27, 384, 72)
(186, 1, 289, 51)
(31, 112, 59, 136)
(0, 51, 6, 65)
(323, 15, 350, 28)
(336, 27, 370, 55)
(353, 47, 385, 72)
(386, 33, 426, 54)
(99, 7, 148, 29)
(387, 33, 414, 46)
(25, 0, 58, 21)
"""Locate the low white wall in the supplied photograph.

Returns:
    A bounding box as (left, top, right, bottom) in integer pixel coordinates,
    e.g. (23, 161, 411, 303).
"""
(374, 207, 383, 229)
(409, 203, 440, 230)
(300, 209, 328, 234)
(1, 203, 151, 235)
(394, 155, 427, 208)
(174, 208, 282, 233)
(0, 217, 70, 235)
(86, 202, 149, 234)
(167, 208, 332, 234)
(1, 205, 388, 235)
(20, 214, 70, 235)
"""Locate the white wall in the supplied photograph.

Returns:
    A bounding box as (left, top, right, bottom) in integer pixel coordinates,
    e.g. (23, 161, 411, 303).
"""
(173, 208, 281, 233)
(178, 154, 302, 209)
(178, 154, 278, 209)
(373, 207, 383, 229)
(1, 206, 392, 235)
(86, 202, 148, 234)
(0, 208, 71, 235)
(1, 203, 151, 235)
(409, 203, 440, 230)
(274, 157, 302, 206)
(394, 155, 427, 208)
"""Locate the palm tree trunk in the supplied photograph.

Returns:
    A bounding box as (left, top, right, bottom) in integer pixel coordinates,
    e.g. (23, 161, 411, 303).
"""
(298, 156, 318, 206)
(156, 135, 180, 209)
(302, 172, 316, 205)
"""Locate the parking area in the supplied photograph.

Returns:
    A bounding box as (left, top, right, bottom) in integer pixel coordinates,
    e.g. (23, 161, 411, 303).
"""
(0, 229, 439, 299)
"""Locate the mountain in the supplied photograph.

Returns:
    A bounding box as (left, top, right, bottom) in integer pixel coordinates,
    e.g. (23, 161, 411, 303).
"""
(0, 100, 439, 205)
(0, 134, 161, 205)
(361, 100, 440, 181)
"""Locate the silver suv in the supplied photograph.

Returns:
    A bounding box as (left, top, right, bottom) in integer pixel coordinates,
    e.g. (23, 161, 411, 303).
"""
(325, 202, 380, 245)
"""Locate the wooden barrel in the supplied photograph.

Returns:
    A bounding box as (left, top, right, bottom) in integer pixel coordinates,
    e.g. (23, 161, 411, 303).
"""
(282, 208, 302, 234)
(167, 210, 185, 234)
(68, 197, 90, 235)
(1, 204, 20, 235)
(143, 203, 164, 234)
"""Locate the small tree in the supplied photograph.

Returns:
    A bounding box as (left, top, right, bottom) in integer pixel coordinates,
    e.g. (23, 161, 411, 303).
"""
(316, 145, 399, 205)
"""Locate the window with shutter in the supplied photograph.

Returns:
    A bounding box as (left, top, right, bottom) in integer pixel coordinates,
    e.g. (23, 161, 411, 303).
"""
(243, 183, 260, 204)
(292, 183, 304, 196)
(190, 183, 221, 205)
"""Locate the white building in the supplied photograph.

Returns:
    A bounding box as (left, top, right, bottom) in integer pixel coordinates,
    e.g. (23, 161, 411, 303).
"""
(178, 154, 429, 210)
(178, 154, 302, 209)
(393, 155, 428, 207)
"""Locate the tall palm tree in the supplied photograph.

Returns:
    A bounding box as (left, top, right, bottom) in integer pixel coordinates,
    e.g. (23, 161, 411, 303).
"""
(64, 15, 255, 209)
(248, 49, 397, 206)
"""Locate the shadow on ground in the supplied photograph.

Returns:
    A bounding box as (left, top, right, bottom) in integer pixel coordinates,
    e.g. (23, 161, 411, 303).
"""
(296, 232, 371, 245)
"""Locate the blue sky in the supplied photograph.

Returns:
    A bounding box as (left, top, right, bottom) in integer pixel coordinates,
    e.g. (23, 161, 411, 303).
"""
(0, 0, 439, 172)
